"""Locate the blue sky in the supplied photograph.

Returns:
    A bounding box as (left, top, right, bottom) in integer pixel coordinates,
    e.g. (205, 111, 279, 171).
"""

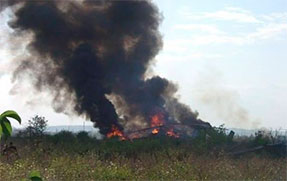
(0, 0, 286, 129)
(154, 0, 287, 129)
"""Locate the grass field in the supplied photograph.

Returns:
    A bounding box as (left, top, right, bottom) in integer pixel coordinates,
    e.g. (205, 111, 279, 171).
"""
(0, 130, 286, 181)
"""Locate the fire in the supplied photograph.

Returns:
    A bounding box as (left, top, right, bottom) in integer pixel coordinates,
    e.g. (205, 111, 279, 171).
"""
(151, 113, 164, 127)
(106, 125, 126, 140)
(151, 112, 165, 135)
(150, 112, 180, 138)
(152, 128, 159, 134)
(166, 128, 179, 138)
(106, 112, 180, 140)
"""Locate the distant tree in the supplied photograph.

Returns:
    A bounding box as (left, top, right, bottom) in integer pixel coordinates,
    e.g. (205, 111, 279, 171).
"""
(76, 131, 90, 142)
(27, 115, 48, 137)
(52, 131, 75, 144)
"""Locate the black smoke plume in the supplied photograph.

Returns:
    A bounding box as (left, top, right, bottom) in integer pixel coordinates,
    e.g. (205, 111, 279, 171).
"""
(1, 0, 209, 135)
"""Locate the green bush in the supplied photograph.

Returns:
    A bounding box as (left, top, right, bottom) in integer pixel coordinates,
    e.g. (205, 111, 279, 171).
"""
(253, 130, 271, 146)
(76, 131, 90, 142)
(51, 131, 76, 144)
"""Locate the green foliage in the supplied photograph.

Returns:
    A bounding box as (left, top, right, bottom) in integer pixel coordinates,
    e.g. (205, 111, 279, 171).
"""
(253, 130, 271, 146)
(208, 124, 233, 145)
(1, 118, 12, 137)
(29, 170, 42, 181)
(0, 110, 21, 124)
(191, 124, 235, 154)
(26, 115, 48, 137)
(52, 131, 76, 144)
(76, 131, 90, 142)
(0, 110, 21, 139)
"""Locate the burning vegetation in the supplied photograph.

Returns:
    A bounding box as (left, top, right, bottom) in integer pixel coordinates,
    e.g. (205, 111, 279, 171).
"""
(166, 128, 180, 138)
(106, 125, 126, 141)
(149, 112, 180, 138)
(150, 112, 164, 135)
(106, 111, 187, 140)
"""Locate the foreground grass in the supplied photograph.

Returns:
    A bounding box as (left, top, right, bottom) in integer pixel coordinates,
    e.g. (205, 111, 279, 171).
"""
(0, 135, 286, 180)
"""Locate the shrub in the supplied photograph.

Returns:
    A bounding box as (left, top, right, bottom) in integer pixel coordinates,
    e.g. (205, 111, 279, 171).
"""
(76, 131, 90, 142)
(52, 131, 75, 144)
(26, 115, 48, 137)
(253, 130, 271, 146)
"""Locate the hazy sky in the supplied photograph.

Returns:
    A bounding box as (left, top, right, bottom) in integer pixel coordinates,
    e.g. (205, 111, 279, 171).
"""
(0, 0, 286, 129)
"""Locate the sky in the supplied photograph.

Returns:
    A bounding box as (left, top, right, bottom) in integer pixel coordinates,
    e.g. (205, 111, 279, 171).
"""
(0, 0, 286, 130)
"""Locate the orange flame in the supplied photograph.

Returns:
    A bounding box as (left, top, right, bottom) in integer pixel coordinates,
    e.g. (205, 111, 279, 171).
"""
(106, 125, 126, 140)
(151, 113, 164, 127)
(151, 112, 165, 135)
(152, 128, 159, 134)
(166, 128, 179, 138)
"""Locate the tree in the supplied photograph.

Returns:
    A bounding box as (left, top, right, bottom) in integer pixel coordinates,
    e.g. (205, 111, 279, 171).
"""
(27, 115, 48, 137)
(0, 110, 21, 140)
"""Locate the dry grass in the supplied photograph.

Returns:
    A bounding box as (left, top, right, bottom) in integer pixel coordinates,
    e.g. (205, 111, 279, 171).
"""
(0, 134, 286, 181)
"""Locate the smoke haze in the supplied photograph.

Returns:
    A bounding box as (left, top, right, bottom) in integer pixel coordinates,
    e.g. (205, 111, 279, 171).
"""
(192, 69, 261, 129)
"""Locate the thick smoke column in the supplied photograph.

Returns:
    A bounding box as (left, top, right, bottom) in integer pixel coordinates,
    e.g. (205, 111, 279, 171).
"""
(2, 0, 206, 135)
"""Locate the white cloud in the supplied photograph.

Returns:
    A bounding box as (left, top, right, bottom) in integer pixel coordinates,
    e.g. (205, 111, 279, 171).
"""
(159, 7, 287, 65)
(248, 23, 287, 40)
(174, 24, 224, 34)
(171, 7, 287, 46)
(185, 23, 287, 45)
(191, 34, 245, 45)
(261, 12, 287, 22)
(156, 52, 222, 62)
(157, 7, 287, 66)
(166, 23, 287, 46)
(183, 7, 261, 23)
